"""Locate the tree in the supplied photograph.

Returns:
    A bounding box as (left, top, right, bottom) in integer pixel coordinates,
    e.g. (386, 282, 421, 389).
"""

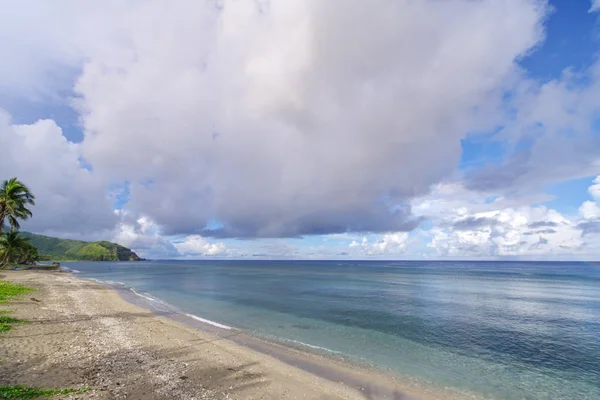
(0, 231, 36, 266)
(0, 178, 35, 233)
(14, 241, 39, 265)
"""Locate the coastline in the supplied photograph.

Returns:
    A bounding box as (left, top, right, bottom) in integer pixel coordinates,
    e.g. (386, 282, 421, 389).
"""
(0, 271, 470, 399)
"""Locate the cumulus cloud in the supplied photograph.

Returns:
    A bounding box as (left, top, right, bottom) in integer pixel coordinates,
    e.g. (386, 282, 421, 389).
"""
(465, 61, 600, 196)
(416, 178, 600, 258)
(174, 235, 227, 257)
(577, 176, 600, 237)
(8, 0, 600, 260)
(112, 212, 180, 259)
(349, 233, 409, 256)
(427, 207, 583, 257)
(0, 0, 548, 238)
(0, 109, 115, 237)
(590, 0, 600, 13)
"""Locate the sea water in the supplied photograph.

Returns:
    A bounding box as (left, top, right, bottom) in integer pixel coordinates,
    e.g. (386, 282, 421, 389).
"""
(68, 260, 600, 399)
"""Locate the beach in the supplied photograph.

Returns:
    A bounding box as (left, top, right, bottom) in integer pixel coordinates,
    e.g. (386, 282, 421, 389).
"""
(0, 271, 445, 400)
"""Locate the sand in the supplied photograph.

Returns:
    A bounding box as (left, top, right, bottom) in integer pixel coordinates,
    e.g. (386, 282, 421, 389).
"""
(0, 271, 459, 400)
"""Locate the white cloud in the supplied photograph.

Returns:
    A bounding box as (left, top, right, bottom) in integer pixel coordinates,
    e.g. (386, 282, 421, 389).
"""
(587, 176, 600, 201)
(349, 233, 409, 256)
(0, 0, 548, 238)
(6, 0, 600, 260)
(465, 61, 600, 197)
(112, 212, 179, 259)
(427, 207, 583, 257)
(174, 235, 227, 257)
(0, 109, 115, 237)
(414, 177, 600, 259)
(579, 201, 600, 221)
(578, 177, 600, 220)
(590, 0, 600, 13)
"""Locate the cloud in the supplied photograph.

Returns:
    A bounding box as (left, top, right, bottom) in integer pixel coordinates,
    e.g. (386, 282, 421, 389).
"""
(0, 0, 548, 238)
(112, 212, 180, 259)
(416, 177, 600, 258)
(527, 221, 558, 228)
(174, 235, 227, 257)
(577, 221, 600, 236)
(590, 0, 600, 13)
(427, 206, 583, 257)
(577, 176, 600, 237)
(452, 217, 499, 231)
(349, 233, 409, 256)
(465, 62, 600, 196)
(578, 177, 600, 220)
(0, 109, 116, 237)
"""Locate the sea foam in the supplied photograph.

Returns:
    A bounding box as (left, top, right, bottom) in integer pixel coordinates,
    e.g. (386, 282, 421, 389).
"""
(184, 313, 233, 330)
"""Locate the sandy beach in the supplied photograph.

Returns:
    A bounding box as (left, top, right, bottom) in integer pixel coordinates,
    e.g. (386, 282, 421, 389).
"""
(0, 271, 454, 400)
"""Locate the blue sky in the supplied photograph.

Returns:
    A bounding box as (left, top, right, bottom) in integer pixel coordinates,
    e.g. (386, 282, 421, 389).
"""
(1, 0, 600, 259)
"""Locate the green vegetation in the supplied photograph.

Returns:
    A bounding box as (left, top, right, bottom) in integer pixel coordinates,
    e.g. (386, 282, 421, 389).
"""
(0, 177, 140, 264)
(0, 280, 34, 331)
(0, 178, 37, 267)
(0, 385, 88, 399)
(20, 232, 142, 261)
(0, 232, 38, 266)
(0, 316, 28, 332)
(0, 280, 34, 304)
(0, 178, 35, 233)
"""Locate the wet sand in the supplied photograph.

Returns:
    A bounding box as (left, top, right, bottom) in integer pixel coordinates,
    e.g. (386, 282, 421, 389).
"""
(0, 271, 463, 399)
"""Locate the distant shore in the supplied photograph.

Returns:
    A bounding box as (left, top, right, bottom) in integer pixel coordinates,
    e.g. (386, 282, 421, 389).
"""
(0, 271, 464, 400)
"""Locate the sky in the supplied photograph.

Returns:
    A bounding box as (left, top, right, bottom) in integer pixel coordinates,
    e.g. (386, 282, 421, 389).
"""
(1, 0, 600, 260)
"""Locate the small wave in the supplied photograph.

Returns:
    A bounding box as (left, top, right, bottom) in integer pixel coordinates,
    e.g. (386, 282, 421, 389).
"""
(130, 288, 164, 303)
(286, 339, 344, 355)
(185, 313, 232, 330)
(127, 289, 232, 330)
(61, 267, 82, 273)
(84, 278, 232, 331)
(102, 280, 129, 287)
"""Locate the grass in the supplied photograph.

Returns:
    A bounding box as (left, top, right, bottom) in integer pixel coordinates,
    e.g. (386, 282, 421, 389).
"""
(0, 281, 35, 304)
(0, 280, 34, 332)
(0, 316, 28, 332)
(0, 385, 88, 399)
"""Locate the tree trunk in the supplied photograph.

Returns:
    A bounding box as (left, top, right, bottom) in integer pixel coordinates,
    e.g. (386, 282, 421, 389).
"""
(0, 210, 5, 233)
(0, 250, 9, 267)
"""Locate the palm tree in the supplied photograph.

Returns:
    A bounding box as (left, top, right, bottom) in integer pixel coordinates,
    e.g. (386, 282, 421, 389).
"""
(0, 231, 32, 266)
(0, 178, 35, 233)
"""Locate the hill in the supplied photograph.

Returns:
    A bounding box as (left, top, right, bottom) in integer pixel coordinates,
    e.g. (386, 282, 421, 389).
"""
(20, 232, 143, 262)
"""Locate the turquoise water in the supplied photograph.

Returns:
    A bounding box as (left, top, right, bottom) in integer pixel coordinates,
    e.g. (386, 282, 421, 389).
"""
(69, 260, 600, 399)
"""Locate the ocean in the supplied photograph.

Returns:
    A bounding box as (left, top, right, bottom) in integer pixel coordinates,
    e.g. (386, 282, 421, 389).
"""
(67, 260, 600, 400)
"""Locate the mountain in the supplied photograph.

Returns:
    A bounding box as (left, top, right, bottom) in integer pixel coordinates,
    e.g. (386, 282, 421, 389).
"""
(20, 232, 143, 262)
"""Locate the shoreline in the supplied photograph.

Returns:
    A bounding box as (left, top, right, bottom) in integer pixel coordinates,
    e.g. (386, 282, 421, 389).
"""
(0, 271, 470, 399)
(106, 278, 451, 400)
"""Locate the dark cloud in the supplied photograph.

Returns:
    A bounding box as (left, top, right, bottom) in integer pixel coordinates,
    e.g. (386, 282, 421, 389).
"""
(452, 216, 498, 231)
(537, 229, 557, 234)
(578, 221, 600, 236)
(522, 228, 557, 236)
(528, 221, 558, 228)
(196, 208, 422, 238)
(464, 149, 532, 192)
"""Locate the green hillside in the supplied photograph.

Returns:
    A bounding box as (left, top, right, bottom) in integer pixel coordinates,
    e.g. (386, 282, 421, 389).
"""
(20, 232, 142, 262)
